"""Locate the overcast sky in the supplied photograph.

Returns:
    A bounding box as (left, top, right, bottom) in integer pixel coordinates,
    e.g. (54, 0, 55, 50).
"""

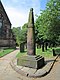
(2, 0, 49, 27)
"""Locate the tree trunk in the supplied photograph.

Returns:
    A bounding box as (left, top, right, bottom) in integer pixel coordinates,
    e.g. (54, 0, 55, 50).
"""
(40, 43, 41, 48)
(52, 42, 55, 47)
(42, 42, 44, 52)
(48, 42, 51, 48)
(45, 42, 48, 50)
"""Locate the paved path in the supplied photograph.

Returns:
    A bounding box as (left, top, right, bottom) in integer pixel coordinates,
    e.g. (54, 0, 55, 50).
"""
(0, 48, 60, 80)
(0, 48, 23, 80)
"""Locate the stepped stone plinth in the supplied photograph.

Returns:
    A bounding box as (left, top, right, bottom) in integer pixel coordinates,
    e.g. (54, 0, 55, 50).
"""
(17, 55, 44, 69)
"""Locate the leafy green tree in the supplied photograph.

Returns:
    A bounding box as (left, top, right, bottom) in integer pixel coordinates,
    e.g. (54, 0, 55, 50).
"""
(12, 27, 21, 45)
(35, 0, 60, 48)
(20, 23, 27, 43)
(46, 0, 60, 42)
(12, 23, 28, 45)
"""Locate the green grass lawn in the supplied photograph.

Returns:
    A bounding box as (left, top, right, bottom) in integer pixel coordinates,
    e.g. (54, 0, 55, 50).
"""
(16, 48, 53, 58)
(53, 47, 60, 55)
(36, 48, 53, 58)
(0, 48, 15, 57)
(17, 47, 60, 59)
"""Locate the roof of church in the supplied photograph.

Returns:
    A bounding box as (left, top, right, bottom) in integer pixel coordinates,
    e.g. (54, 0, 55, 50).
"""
(0, 0, 11, 25)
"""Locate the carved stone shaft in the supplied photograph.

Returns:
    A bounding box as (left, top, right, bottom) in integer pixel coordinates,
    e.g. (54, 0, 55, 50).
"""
(27, 8, 35, 55)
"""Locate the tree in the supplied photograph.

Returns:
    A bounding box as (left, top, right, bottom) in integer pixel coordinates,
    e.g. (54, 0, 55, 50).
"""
(12, 23, 28, 45)
(12, 27, 21, 45)
(20, 23, 27, 43)
(35, 0, 60, 49)
(46, 0, 60, 43)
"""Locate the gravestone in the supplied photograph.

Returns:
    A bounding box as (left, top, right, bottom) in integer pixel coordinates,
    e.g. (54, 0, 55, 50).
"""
(20, 43, 24, 52)
(17, 8, 45, 69)
(53, 49, 56, 56)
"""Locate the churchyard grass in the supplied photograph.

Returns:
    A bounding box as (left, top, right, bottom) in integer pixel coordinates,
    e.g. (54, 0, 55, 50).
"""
(54, 47, 60, 55)
(36, 48, 53, 58)
(17, 48, 52, 58)
(17, 47, 60, 58)
(0, 48, 15, 57)
(16, 50, 27, 58)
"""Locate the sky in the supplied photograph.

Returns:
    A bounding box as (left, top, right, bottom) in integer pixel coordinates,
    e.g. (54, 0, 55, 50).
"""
(1, 0, 49, 27)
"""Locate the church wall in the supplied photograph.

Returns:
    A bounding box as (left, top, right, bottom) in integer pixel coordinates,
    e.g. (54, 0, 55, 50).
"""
(0, 1, 16, 48)
(0, 39, 16, 48)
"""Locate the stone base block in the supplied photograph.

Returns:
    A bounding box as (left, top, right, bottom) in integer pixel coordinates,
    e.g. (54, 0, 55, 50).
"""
(17, 55, 45, 69)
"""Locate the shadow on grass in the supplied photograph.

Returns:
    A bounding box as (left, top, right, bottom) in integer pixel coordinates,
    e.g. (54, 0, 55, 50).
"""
(20, 51, 27, 53)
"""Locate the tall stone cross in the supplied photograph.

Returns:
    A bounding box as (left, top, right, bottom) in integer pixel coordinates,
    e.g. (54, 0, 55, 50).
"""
(17, 8, 45, 69)
(27, 8, 35, 55)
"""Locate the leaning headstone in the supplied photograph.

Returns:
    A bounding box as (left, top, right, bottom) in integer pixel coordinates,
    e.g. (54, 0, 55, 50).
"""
(45, 42, 48, 50)
(17, 8, 45, 69)
(42, 42, 44, 52)
(20, 43, 24, 52)
(52, 49, 56, 56)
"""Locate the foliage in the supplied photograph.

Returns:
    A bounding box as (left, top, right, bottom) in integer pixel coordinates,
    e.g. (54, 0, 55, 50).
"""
(12, 27, 21, 45)
(35, 0, 60, 44)
(46, 0, 60, 41)
(12, 23, 27, 45)
(19, 23, 27, 44)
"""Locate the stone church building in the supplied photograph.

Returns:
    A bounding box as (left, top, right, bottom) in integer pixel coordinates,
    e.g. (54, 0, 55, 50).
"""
(0, 1, 16, 48)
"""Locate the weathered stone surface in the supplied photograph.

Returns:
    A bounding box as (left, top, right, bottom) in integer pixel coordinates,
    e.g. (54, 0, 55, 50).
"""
(0, 1, 16, 48)
(0, 39, 16, 48)
(27, 8, 35, 55)
(17, 55, 45, 69)
(29, 69, 46, 77)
